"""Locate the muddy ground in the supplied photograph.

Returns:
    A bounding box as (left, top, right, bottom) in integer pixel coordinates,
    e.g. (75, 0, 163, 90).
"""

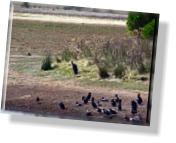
(5, 70, 148, 125)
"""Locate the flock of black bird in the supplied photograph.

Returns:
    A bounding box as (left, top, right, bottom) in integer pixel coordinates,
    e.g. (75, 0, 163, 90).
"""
(36, 91, 144, 123)
(35, 60, 144, 123)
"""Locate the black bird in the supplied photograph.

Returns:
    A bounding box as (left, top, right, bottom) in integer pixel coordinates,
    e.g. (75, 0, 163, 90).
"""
(71, 61, 78, 75)
(91, 97, 98, 108)
(82, 96, 87, 104)
(27, 52, 31, 56)
(75, 101, 82, 107)
(137, 93, 143, 105)
(59, 102, 65, 110)
(83, 98, 89, 104)
(141, 77, 147, 81)
(124, 115, 130, 121)
(101, 97, 109, 102)
(86, 110, 92, 116)
(109, 108, 117, 114)
(91, 96, 94, 102)
(83, 92, 92, 104)
(36, 97, 41, 104)
(82, 96, 85, 101)
(111, 99, 116, 107)
(131, 100, 138, 114)
(97, 108, 102, 113)
(102, 109, 111, 116)
(115, 94, 120, 103)
(36, 97, 40, 102)
(118, 99, 122, 111)
(86, 92, 92, 101)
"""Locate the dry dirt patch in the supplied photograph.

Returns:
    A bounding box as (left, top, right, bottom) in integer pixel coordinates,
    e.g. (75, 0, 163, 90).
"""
(6, 70, 148, 124)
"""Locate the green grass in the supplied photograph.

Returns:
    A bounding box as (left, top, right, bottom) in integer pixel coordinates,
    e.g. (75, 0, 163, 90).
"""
(10, 57, 40, 75)
(9, 56, 149, 91)
(78, 78, 149, 91)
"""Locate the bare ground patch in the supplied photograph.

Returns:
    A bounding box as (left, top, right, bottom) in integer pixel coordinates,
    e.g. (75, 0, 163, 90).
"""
(5, 70, 148, 125)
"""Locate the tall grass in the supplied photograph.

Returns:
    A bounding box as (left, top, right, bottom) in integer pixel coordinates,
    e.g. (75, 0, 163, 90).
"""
(97, 65, 109, 79)
(41, 53, 53, 71)
(113, 65, 126, 78)
(78, 36, 152, 78)
(60, 49, 77, 62)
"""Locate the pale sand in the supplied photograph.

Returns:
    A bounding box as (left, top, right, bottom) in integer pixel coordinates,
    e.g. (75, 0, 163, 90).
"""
(13, 13, 127, 26)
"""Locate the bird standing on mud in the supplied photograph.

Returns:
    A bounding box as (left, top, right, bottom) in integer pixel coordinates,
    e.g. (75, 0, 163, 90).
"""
(91, 97, 98, 108)
(137, 93, 143, 105)
(59, 102, 66, 110)
(111, 99, 116, 107)
(86, 92, 92, 101)
(36, 97, 41, 104)
(118, 99, 122, 111)
(131, 100, 138, 114)
(86, 110, 92, 116)
(115, 94, 120, 103)
(82, 92, 92, 104)
(36, 97, 40, 102)
(71, 61, 78, 75)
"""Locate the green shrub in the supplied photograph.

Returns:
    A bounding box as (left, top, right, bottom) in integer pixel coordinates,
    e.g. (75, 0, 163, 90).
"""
(142, 19, 155, 39)
(81, 47, 92, 58)
(138, 63, 146, 74)
(41, 54, 53, 71)
(55, 56, 62, 63)
(138, 60, 151, 74)
(61, 49, 77, 62)
(113, 65, 126, 78)
(97, 65, 109, 79)
(127, 12, 155, 31)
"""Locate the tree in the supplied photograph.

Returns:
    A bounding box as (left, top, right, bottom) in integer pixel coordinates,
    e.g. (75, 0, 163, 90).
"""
(142, 19, 155, 39)
(127, 12, 158, 39)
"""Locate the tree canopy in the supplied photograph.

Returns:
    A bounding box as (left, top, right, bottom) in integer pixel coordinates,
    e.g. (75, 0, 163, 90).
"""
(127, 12, 158, 39)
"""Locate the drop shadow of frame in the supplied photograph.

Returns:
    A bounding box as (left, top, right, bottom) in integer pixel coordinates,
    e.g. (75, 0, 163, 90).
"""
(8, 22, 168, 135)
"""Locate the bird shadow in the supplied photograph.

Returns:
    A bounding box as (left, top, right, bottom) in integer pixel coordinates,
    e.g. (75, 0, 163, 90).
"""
(8, 22, 168, 135)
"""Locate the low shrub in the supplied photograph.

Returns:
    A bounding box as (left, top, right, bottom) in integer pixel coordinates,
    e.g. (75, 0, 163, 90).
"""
(55, 56, 62, 63)
(61, 49, 77, 62)
(97, 65, 109, 79)
(41, 54, 53, 71)
(138, 63, 146, 74)
(81, 47, 92, 58)
(113, 65, 126, 78)
(138, 60, 151, 74)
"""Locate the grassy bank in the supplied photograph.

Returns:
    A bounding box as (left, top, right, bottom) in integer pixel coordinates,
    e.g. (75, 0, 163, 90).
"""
(9, 56, 149, 91)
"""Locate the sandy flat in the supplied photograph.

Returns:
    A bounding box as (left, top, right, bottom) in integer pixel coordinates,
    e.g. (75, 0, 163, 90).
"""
(13, 13, 127, 26)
